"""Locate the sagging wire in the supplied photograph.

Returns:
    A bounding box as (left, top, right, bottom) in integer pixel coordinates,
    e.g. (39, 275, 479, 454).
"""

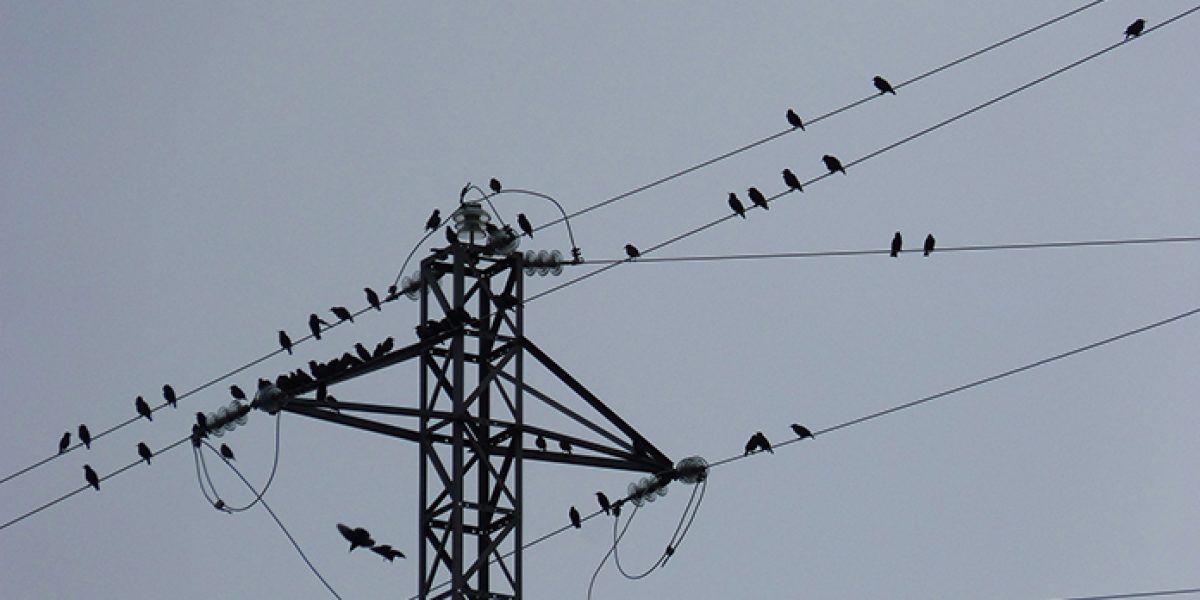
(192, 413, 283, 513)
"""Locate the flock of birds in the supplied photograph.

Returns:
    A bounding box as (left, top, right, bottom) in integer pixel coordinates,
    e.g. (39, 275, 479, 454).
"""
(337, 523, 406, 562)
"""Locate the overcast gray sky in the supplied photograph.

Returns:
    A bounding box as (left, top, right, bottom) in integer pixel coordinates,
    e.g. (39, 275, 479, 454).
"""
(3, 2, 1199, 598)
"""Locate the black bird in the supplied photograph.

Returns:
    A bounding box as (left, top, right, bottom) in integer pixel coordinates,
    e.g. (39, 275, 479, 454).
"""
(873, 75, 896, 95)
(163, 384, 177, 408)
(755, 431, 774, 454)
(612, 501, 622, 518)
(196, 411, 208, 432)
(445, 225, 458, 245)
(517, 213, 534, 238)
(220, 444, 236, 461)
(748, 187, 769, 211)
(337, 523, 375, 552)
(230, 385, 246, 401)
(728, 193, 746, 219)
(791, 423, 814, 439)
(535, 435, 548, 452)
(371, 544, 406, 562)
(258, 378, 272, 390)
(137, 442, 153, 465)
(1125, 18, 1145, 40)
(425, 209, 441, 232)
(569, 506, 582, 529)
(58, 432, 71, 454)
(355, 343, 373, 363)
(489, 178, 502, 193)
(596, 492, 612, 515)
(385, 284, 399, 302)
(83, 465, 100, 491)
(331, 306, 354, 323)
(135, 396, 152, 421)
(365, 288, 381, 311)
(190, 424, 205, 448)
(279, 330, 293, 355)
(890, 231, 903, 257)
(379, 336, 394, 355)
(624, 244, 640, 259)
(822, 154, 846, 175)
(923, 233, 936, 257)
(559, 439, 572, 454)
(460, 182, 471, 202)
(309, 313, 330, 340)
(782, 169, 803, 192)
(786, 108, 805, 131)
(78, 424, 91, 449)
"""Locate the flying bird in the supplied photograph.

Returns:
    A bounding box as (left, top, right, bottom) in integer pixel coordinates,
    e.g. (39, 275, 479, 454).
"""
(137, 442, 153, 465)
(822, 154, 846, 175)
(230, 385, 246, 401)
(923, 233, 936, 257)
(569, 506, 582, 529)
(78, 424, 91, 449)
(135, 396, 152, 421)
(58, 432, 71, 454)
(873, 75, 896, 95)
(309, 313, 330, 340)
(791, 423, 814, 439)
(747, 187, 769, 211)
(425, 209, 441, 232)
(365, 288, 381, 311)
(220, 444, 236, 461)
(786, 108, 805, 131)
(84, 465, 100, 490)
(337, 523, 375, 552)
(489, 178, 502, 193)
(371, 545, 406, 562)
(331, 306, 354, 323)
(624, 244, 640, 259)
(517, 213, 534, 238)
(890, 231, 903, 257)
(163, 384, 177, 408)
(728, 193, 746, 219)
(1125, 18, 1145, 39)
(596, 492, 612, 515)
(535, 435, 548, 452)
(782, 169, 803, 192)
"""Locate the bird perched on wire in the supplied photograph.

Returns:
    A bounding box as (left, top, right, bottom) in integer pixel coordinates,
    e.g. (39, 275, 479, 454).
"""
(728, 193, 746, 219)
(364, 287, 381, 311)
(425, 209, 441, 232)
(137, 442, 153, 465)
(330, 306, 353, 323)
(596, 492, 612, 515)
(822, 154, 846, 175)
(891, 232, 903, 257)
(371, 545, 406, 562)
(163, 384, 177, 408)
(624, 244, 640, 259)
(791, 423, 814, 439)
(489, 178, 502, 193)
(873, 75, 896, 95)
(354, 343, 372, 363)
(309, 313, 330, 340)
(559, 439, 572, 454)
(569, 506, 583, 529)
(78, 424, 91, 449)
(135, 396, 152, 421)
(782, 169, 803, 192)
(337, 524, 375, 552)
(84, 465, 100, 490)
(445, 225, 458, 246)
(230, 385, 246, 401)
(786, 108, 805, 131)
(219, 444, 236, 461)
(748, 187, 769, 211)
(743, 431, 773, 456)
(517, 213, 534, 238)
(58, 432, 71, 454)
(278, 330, 293, 355)
(535, 435, 548, 452)
(923, 234, 936, 257)
(1125, 18, 1145, 39)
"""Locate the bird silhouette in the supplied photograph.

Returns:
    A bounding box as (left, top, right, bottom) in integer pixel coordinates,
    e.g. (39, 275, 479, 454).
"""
(230, 385, 246, 401)
(337, 523, 375, 552)
(331, 306, 354, 323)
(425, 209, 441, 232)
(873, 75, 896, 95)
(923, 233, 936, 257)
(385, 284, 400, 303)
(163, 384, 177, 408)
(135, 396, 152, 421)
(1125, 18, 1145, 39)
(220, 444, 236, 461)
(309, 313, 330, 340)
(365, 288, 381, 311)
(791, 423, 814, 439)
(559, 439, 572, 454)
(137, 442, 153, 465)
(728, 193, 746, 219)
(744, 431, 773, 455)
(786, 108, 805, 131)
(83, 465, 100, 490)
(190, 424, 205, 448)
(196, 411, 208, 432)
(535, 435, 548, 452)
(379, 336, 395, 355)
(78, 425, 91, 449)
(489, 178, 502, 193)
(445, 225, 458, 246)
(371, 544, 406, 561)
(782, 169, 803, 192)
(59, 432, 71, 454)
(569, 506, 582, 529)
(355, 343, 372, 363)
(755, 431, 774, 454)
(596, 492, 612, 515)
(517, 213, 534, 238)
(748, 187, 769, 211)
(278, 330, 293, 355)
(822, 154, 846, 175)
(625, 244, 640, 259)
(891, 231, 903, 257)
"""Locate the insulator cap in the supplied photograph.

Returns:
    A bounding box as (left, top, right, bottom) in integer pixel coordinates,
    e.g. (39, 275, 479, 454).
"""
(674, 456, 709, 484)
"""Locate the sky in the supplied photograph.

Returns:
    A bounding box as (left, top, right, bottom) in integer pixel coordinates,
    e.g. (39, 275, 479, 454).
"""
(2, 1, 1199, 598)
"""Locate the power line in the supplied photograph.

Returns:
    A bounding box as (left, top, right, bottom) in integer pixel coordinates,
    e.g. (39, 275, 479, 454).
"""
(531, 0, 1109, 235)
(524, 7, 1200, 305)
(1056, 588, 1200, 600)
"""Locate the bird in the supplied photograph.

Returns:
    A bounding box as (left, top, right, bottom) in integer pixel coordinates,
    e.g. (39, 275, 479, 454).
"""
(535, 435, 548, 452)
(135, 396, 152, 421)
(163, 384, 177, 408)
(782, 169, 803, 192)
(309, 313, 330, 340)
(786, 108, 805, 131)
(83, 465, 100, 490)
(230, 385, 246, 401)
(385, 284, 400, 302)
(425, 209, 441, 232)
(923, 233, 936, 257)
(137, 442, 153, 465)
(559, 439, 572, 454)
(791, 423, 814, 439)
(890, 231, 903, 257)
(58, 432, 71, 453)
(220, 444, 236, 461)
(517, 213, 534, 238)
(379, 336, 394, 355)
(873, 75, 896, 95)
(569, 506, 582, 529)
(371, 544, 406, 561)
(596, 492, 612, 515)
(755, 431, 774, 454)
(274, 331, 292, 356)
(822, 154, 846, 175)
(365, 287, 381, 311)
(445, 225, 458, 246)
(489, 178, 502, 193)
(196, 411, 208, 432)
(355, 343, 373, 363)
(748, 187, 769, 210)
(1125, 18, 1145, 40)
(337, 523, 375, 552)
(331, 306, 354, 323)
(624, 244, 640, 259)
(78, 424, 91, 449)
(728, 193, 746, 219)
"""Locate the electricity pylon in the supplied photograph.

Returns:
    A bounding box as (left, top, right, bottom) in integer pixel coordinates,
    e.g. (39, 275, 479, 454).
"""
(271, 203, 674, 599)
